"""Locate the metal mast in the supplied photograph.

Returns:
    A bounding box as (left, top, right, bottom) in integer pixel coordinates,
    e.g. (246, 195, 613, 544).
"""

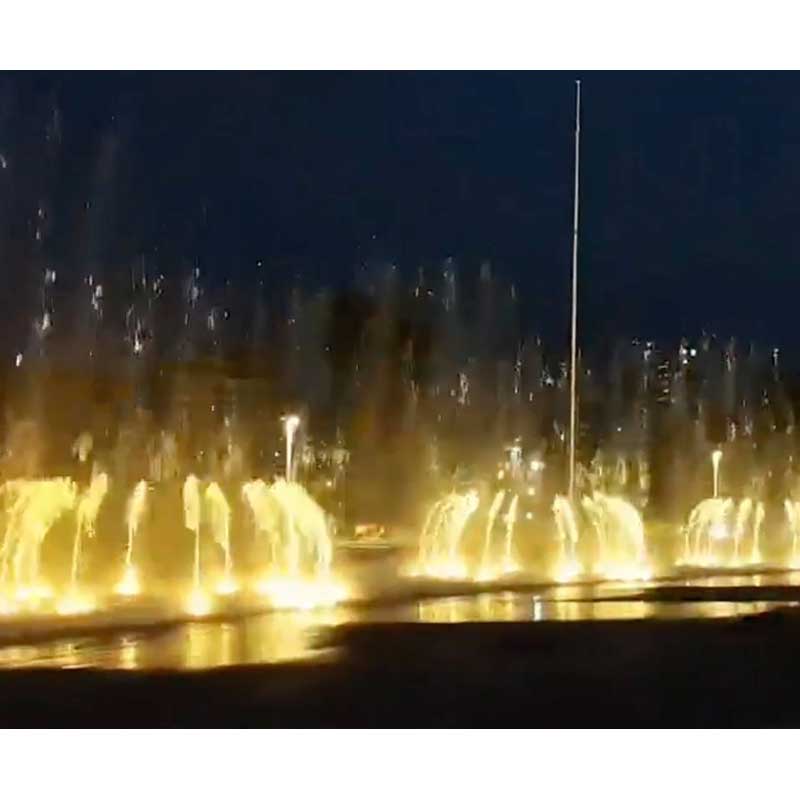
(568, 80, 581, 500)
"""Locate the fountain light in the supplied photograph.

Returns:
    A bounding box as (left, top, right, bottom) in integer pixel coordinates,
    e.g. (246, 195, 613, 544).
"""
(121, 480, 147, 593)
(479, 490, 506, 578)
(597, 563, 652, 582)
(709, 521, 730, 541)
(554, 560, 582, 583)
(283, 414, 301, 481)
(71, 471, 109, 594)
(56, 591, 96, 616)
(185, 588, 212, 617)
(215, 576, 239, 596)
(114, 565, 141, 597)
(414, 488, 480, 579)
(0, 595, 17, 615)
(785, 500, 800, 567)
(1, 479, 77, 596)
(14, 583, 54, 604)
(711, 449, 723, 499)
(255, 575, 348, 610)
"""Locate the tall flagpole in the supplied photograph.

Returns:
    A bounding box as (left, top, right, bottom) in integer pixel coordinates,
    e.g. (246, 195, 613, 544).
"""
(568, 80, 581, 501)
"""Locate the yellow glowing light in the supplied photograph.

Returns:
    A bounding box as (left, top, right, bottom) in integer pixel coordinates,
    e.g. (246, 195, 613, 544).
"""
(709, 522, 730, 541)
(554, 560, 582, 583)
(185, 589, 212, 617)
(500, 558, 520, 575)
(119, 637, 137, 670)
(411, 558, 470, 581)
(475, 566, 499, 582)
(114, 565, 141, 597)
(0, 595, 17, 615)
(56, 592, 96, 616)
(597, 563, 652, 582)
(215, 576, 239, 596)
(14, 583, 53, 604)
(475, 558, 520, 583)
(255, 575, 348, 610)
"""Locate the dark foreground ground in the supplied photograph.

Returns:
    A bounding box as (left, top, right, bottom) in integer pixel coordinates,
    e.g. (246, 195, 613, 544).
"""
(3, 611, 800, 726)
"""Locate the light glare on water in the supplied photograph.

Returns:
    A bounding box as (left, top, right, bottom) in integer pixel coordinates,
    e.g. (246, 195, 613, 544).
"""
(0, 585, 787, 671)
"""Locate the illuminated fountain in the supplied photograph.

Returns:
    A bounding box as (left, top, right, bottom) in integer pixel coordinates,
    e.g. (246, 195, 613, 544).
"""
(711, 449, 723, 498)
(415, 488, 480, 579)
(115, 480, 147, 596)
(731, 498, 751, 564)
(242, 477, 344, 609)
(205, 482, 236, 595)
(179, 477, 237, 614)
(581, 491, 650, 580)
(785, 499, 800, 566)
(58, 470, 109, 614)
(72, 431, 93, 463)
(3, 224, 800, 637)
(502, 495, 519, 574)
(71, 471, 109, 589)
(552, 495, 581, 581)
(284, 414, 300, 482)
(476, 491, 520, 580)
(682, 498, 733, 566)
(242, 479, 282, 563)
(478, 490, 505, 579)
(0, 478, 78, 605)
(751, 500, 765, 565)
(182, 474, 209, 615)
(681, 496, 763, 567)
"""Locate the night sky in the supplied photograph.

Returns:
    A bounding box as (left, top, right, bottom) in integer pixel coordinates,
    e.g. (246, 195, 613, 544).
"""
(2, 72, 800, 354)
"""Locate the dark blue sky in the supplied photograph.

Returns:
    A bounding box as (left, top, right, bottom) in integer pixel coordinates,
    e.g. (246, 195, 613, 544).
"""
(2, 71, 799, 351)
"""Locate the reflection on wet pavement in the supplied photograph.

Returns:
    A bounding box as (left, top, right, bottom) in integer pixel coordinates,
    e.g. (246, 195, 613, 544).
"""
(0, 580, 789, 671)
